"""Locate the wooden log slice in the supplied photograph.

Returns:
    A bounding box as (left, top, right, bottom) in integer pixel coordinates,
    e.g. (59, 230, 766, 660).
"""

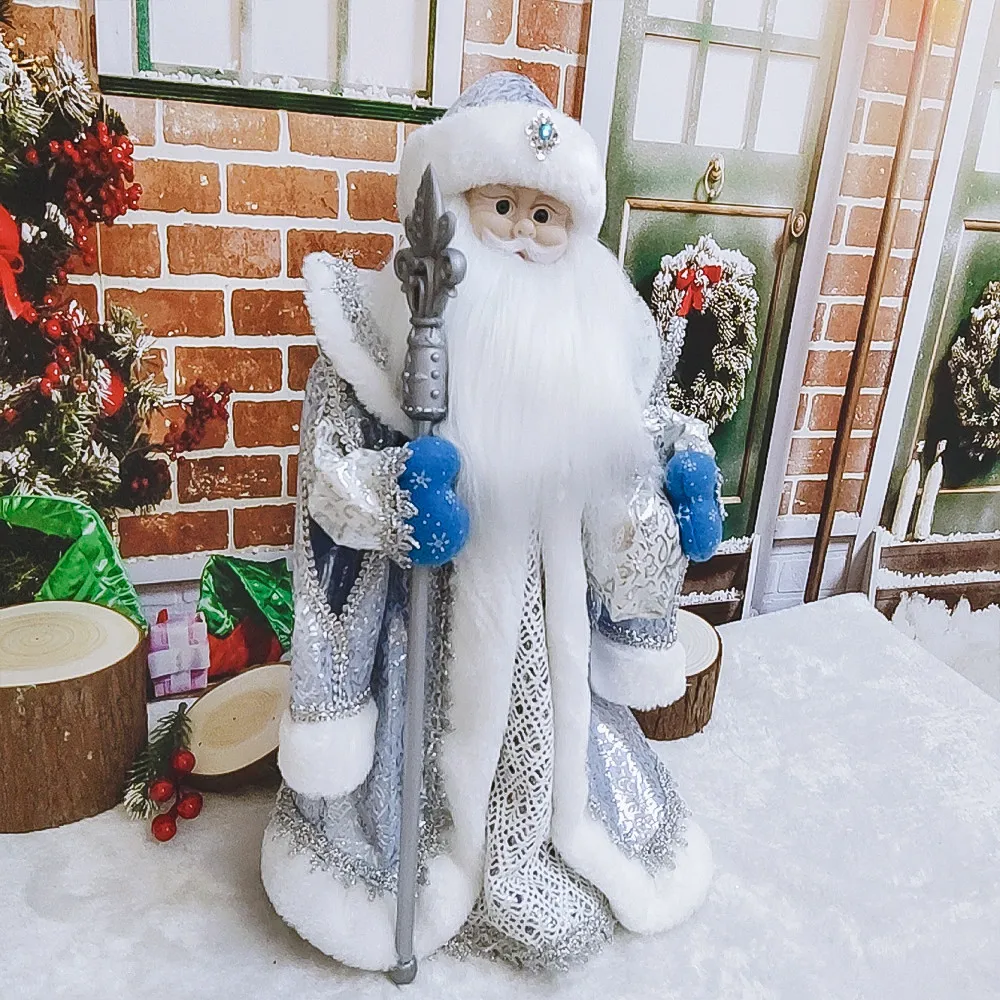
(0, 601, 146, 833)
(633, 609, 723, 742)
(186, 663, 290, 792)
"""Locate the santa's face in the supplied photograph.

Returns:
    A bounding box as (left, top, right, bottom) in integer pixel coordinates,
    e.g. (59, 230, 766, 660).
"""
(465, 185, 570, 264)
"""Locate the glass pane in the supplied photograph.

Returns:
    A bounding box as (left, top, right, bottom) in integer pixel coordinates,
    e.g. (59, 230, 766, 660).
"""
(773, 0, 828, 38)
(756, 53, 817, 154)
(250, 0, 333, 82)
(976, 86, 1000, 172)
(149, 0, 237, 71)
(696, 45, 756, 149)
(633, 35, 699, 144)
(712, 0, 764, 31)
(648, 0, 703, 20)
(346, 0, 431, 93)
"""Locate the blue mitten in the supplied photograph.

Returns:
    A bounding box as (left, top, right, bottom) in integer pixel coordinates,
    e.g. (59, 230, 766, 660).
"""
(664, 450, 724, 563)
(399, 436, 470, 566)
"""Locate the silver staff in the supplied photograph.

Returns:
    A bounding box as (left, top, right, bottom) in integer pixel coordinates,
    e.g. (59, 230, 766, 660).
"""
(388, 164, 465, 986)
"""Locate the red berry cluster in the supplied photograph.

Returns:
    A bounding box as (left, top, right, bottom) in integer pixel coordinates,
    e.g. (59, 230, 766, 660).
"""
(164, 380, 233, 457)
(148, 746, 204, 843)
(26, 121, 142, 267)
(35, 302, 95, 398)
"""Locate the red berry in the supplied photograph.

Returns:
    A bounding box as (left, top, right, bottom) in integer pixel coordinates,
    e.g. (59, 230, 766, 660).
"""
(151, 813, 176, 842)
(170, 748, 196, 774)
(148, 778, 175, 804)
(72, 375, 89, 392)
(176, 791, 203, 820)
(43, 319, 62, 340)
(48, 139, 61, 156)
(44, 362, 61, 381)
(21, 304, 38, 323)
(25, 147, 38, 165)
(39, 378, 54, 397)
(3, 407, 17, 424)
(121, 137, 134, 156)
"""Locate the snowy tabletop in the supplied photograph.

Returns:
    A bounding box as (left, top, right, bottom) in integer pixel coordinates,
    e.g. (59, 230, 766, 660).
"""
(2, 594, 999, 1000)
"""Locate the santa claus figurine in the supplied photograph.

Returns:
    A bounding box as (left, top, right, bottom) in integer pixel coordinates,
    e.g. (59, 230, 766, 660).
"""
(261, 72, 724, 971)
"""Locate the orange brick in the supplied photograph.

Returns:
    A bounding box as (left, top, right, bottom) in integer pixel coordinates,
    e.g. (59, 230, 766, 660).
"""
(134, 159, 221, 214)
(462, 54, 562, 106)
(845, 206, 921, 249)
(518, 0, 591, 53)
(234, 504, 295, 548)
(841, 154, 892, 199)
(99, 224, 161, 278)
(812, 304, 827, 340)
(53, 282, 99, 319)
(851, 99, 865, 143)
(903, 158, 933, 201)
(787, 436, 871, 476)
(861, 46, 953, 100)
(808, 393, 882, 432)
(824, 303, 900, 343)
(177, 455, 282, 503)
(864, 101, 943, 150)
(119, 510, 229, 557)
(288, 344, 319, 391)
(287, 454, 299, 496)
(288, 113, 398, 161)
(465, 0, 514, 43)
(287, 231, 394, 275)
(107, 97, 157, 146)
(233, 400, 302, 447)
(9, 4, 86, 61)
(232, 289, 312, 336)
(795, 394, 808, 431)
(139, 347, 167, 386)
(885, 0, 965, 46)
(346, 171, 398, 222)
(792, 478, 863, 515)
(228, 165, 339, 218)
(163, 101, 280, 150)
(167, 226, 280, 278)
(563, 64, 585, 120)
(829, 205, 846, 245)
(105, 288, 224, 338)
(149, 404, 228, 450)
(803, 347, 894, 389)
(176, 346, 283, 394)
(820, 253, 872, 297)
(778, 480, 792, 516)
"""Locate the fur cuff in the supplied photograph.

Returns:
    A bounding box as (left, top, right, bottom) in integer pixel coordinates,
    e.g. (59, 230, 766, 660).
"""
(589, 629, 687, 711)
(277, 700, 378, 798)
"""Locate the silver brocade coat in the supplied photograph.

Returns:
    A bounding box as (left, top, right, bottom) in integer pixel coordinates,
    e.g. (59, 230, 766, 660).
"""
(261, 254, 716, 972)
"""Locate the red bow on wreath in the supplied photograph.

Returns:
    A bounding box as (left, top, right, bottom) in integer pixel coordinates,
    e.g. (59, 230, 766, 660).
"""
(676, 263, 723, 317)
(0, 205, 35, 322)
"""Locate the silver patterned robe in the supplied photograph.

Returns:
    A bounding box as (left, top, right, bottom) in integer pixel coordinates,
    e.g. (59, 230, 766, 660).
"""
(261, 253, 716, 971)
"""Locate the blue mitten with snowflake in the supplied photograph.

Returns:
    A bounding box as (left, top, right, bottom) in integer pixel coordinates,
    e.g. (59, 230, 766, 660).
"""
(664, 449, 724, 563)
(399, 436, 470, 567)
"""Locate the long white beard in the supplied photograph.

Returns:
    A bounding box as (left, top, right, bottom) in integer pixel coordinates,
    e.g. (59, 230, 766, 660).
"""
(378, 203, 656, 527)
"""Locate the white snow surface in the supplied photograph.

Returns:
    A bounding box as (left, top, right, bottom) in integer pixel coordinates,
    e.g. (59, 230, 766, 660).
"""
(679, 587, 742, 606)
(879, 567, 1000, 587)
(880, 526, 1000, 545)
(891, 592, 1000, 700)
(713, 534, 753, 555)
(3, 595, 1000, 999)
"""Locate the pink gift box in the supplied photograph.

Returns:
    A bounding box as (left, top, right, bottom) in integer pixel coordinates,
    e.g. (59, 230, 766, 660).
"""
(148, 610, 210, 698)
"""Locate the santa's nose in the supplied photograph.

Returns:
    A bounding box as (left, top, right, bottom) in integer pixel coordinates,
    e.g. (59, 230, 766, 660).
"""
(513, 217, 535, 239)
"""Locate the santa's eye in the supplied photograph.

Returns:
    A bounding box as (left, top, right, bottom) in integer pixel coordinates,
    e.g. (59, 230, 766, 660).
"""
(495, 199, 512, 216)
(533, 208, 550, 224)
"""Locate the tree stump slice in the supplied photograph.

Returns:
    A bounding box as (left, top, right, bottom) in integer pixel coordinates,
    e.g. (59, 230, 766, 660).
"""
(186, 663, 290, 792)
(633, 609, 722, 742)
(0, 601, 147, 833)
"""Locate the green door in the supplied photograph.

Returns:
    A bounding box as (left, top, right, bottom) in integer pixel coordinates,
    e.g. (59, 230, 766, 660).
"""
(604, 0, 850, 537)
(887, 9, 1000, 533)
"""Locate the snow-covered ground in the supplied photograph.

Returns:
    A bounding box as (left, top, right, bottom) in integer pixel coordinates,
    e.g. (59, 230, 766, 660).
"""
(891, 593, 1000, 701)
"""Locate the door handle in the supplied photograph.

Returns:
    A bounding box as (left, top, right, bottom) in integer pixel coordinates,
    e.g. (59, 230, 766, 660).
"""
(790, 210, 808, 239)
(701, 155, 725, 202)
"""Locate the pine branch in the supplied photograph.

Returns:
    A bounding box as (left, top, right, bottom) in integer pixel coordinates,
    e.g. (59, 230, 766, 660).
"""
(124, 705, 192, 820)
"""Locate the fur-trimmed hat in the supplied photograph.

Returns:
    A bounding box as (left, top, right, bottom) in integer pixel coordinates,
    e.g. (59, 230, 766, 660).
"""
(397, 72, 607, 238)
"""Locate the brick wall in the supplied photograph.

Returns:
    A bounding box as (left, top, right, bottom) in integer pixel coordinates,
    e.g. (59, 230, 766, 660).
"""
(9, 0, 591, 562)
(780, 0, 966, 518)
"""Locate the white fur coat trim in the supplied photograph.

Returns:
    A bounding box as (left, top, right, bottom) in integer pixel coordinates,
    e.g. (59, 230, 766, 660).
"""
(277, 700, 377, 799)
(301, 252, 412, 437)
(589, 629, 688, 711)
(398, 103, 607, 238)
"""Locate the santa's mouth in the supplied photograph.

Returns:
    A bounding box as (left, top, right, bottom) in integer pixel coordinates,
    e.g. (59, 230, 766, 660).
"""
(515, 249, 528, 261)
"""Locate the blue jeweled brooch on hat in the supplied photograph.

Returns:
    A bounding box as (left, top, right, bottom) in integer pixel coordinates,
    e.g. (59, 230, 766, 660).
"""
(526, 109, 559, 161)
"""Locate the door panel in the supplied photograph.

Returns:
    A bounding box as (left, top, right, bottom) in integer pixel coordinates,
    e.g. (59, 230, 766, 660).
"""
(887, 10, 1000, 534)
(604, 0, 849, 538)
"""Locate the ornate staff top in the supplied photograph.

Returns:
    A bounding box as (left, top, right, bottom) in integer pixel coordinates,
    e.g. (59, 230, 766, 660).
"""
(394, 165, 466, 425)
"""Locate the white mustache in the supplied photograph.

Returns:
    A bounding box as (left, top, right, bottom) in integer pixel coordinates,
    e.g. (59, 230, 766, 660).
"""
(480, 227, 566, 265)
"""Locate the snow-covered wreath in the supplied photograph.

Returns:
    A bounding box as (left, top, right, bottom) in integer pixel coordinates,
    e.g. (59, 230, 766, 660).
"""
(947, 279, 1000, 461)
(651, 235, 759, 432)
